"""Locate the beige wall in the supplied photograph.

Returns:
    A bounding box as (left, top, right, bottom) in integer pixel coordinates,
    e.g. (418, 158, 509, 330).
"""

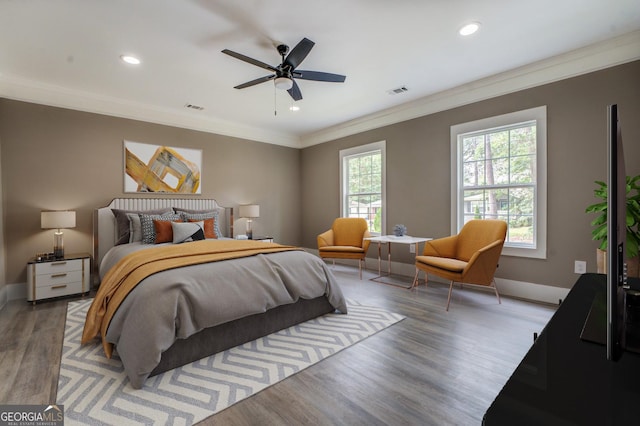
(0, 99, 301, 285)
(0, 139, 5, 298)
(1, 61, 638, 292)
(301, 60, 640, 289)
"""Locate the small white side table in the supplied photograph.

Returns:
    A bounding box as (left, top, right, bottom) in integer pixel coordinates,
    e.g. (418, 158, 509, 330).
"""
(364, 235, 432, 288)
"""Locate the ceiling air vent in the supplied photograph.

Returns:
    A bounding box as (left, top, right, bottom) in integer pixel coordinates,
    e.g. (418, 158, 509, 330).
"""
(184, 103, 204, 111)
(387, 86, 408, 95)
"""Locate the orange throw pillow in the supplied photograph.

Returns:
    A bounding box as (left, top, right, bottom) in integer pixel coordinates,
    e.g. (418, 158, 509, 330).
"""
(154, 219, 182, 243)
(189, 218, 216, 238)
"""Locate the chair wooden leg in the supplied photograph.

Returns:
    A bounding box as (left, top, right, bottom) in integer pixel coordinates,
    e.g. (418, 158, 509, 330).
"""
(446, 280, 454, 311)
(358, 259, 362, 280)
(493, 278, 502, 304)
(411, 269, 420, 288)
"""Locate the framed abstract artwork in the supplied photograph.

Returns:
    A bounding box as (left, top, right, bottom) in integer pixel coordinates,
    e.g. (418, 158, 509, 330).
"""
(124, 140, 202, 194)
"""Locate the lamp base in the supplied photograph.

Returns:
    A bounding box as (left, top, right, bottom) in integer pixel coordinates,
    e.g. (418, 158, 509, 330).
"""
(53, 247, 64, 259)
(246, 219, 253, 240)
(54, 230, 64, 259)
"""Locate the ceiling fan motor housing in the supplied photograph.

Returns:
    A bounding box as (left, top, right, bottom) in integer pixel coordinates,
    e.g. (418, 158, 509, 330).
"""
(277, 44, 289, 57)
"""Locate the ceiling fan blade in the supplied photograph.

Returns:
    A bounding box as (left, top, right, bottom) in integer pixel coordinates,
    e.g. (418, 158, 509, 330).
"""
(234, 74, 275, 89)
(287, 79, 303, 101)
(222, 49, 278, 72)
(284, 38, 314, 70)
(294, 70, 346, 83)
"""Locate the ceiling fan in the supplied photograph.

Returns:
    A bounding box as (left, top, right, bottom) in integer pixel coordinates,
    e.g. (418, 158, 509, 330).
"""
(222, 38, 346, 101)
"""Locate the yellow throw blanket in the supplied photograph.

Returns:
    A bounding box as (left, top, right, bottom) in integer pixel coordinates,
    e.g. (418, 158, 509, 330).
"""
(81, 239, 300, 357)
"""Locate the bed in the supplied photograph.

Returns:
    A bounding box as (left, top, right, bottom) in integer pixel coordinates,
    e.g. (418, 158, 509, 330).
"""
(82, 198, 347, 389)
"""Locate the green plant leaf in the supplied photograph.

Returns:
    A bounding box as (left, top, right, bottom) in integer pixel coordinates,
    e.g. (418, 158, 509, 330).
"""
(586, 175, 640, 254)
(585, 202, 607, 213)
(594, 188, 607, 199)
(592, 223, 607, 241)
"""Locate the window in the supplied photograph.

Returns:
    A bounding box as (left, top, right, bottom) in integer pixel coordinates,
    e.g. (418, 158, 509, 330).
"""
(451, 106, 547, 258)
(340, 141, 386, 235)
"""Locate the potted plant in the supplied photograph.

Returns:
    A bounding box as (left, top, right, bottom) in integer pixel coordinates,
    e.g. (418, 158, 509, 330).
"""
(585, 174, 640, 276)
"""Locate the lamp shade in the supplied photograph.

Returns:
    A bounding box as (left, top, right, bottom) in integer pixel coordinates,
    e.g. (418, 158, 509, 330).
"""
(239, 204, 260, 219)
(41, 211, 76, 229)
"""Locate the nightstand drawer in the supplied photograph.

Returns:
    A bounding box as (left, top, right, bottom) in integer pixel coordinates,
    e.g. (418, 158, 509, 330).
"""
(35, 270, 83, 287)
(36, 281, 84, 300)
(34, 259, 83, 275)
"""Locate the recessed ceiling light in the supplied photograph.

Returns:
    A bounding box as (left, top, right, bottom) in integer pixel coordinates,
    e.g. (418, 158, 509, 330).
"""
(289, 105, 300, 112)
(459, 22, 480, 36)
(120, 55, 141, 65)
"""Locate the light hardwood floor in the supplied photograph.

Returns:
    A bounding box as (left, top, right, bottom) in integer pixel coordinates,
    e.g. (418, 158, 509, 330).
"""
(0, 265, 557, 425)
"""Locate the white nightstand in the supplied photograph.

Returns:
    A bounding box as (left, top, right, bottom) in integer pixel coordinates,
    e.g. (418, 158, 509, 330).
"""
(27, 253, 91, 304)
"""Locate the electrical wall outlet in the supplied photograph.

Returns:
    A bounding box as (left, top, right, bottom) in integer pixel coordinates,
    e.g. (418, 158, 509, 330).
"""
(574, 260, 587, 274)
(409, 244, 416, 254)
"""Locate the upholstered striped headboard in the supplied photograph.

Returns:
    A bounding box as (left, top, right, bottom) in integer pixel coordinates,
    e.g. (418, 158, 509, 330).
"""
(93, 198, 232, 273)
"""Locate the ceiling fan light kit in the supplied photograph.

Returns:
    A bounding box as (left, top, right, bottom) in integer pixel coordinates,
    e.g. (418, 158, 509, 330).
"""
(274, 76, 293, 90)
(222, 37, 346, 102)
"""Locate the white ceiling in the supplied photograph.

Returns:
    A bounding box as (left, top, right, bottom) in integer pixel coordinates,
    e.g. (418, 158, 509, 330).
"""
(1, 0, 639, 148)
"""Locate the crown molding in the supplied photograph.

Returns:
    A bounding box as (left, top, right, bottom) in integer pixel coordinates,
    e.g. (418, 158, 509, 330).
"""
(299, 30, 640, 148)
(1, 31, 638, 150)
(0, 75, 300, 148)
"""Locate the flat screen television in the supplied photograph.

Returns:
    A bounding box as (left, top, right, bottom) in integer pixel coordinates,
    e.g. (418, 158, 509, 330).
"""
(606, 103, 628, 361)
(580, 104, 629, 361)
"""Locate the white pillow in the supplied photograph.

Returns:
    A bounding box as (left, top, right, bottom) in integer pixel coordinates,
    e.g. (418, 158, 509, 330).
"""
(127, 213, 142, 243)
(171, 221, 205, 244)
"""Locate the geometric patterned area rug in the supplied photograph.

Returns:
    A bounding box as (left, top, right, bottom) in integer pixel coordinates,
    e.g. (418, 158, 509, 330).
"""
(57, 298, 404, 425)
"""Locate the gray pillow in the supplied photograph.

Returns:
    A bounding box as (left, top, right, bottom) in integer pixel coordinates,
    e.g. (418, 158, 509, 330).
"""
(127, 213, 142, 243)
(112, 208, 173, 245)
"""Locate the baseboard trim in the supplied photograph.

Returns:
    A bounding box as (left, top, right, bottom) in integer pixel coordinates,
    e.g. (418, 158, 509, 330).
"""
(306, 248, 570, 305)
(5, 282, 26, 303)
(495, 278, 570, 305)
(0, 285, 7, 311)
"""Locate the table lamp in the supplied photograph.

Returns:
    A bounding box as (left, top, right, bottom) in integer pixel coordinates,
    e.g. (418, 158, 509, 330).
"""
(41, 210, 76, 258)
(238, 204, 259, 239)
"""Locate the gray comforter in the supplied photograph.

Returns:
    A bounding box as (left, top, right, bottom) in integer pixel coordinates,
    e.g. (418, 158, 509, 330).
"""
(100, 242, 347, 389)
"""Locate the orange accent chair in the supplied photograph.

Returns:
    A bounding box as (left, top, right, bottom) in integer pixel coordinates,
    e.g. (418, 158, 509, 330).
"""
(317, 218, 371, 279)
(412, 219, 507, 310)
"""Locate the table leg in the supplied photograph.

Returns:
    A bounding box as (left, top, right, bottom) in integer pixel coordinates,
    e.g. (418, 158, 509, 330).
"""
(368, 238, 430, 289)
(387, 242, 392, 275)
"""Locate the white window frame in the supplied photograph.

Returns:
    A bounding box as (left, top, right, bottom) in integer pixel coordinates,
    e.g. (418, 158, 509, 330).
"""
(340, 141, 386, 236)
(450, 106, 547, 259)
